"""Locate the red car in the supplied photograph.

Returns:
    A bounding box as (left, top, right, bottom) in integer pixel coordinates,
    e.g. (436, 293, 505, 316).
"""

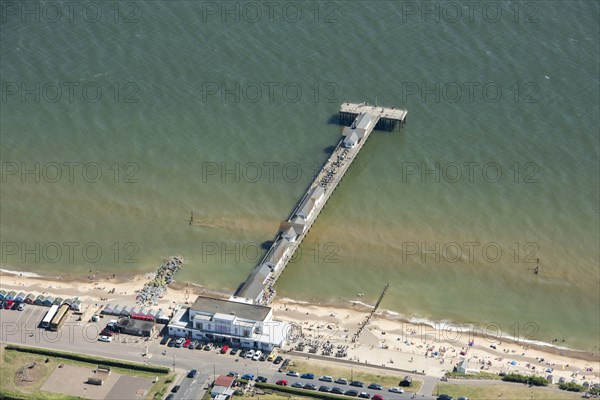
(220, 345, 229, 354)
(276, 379, 288, 386)
(183, 339, 191, 348)
(4, 300, 14, 309)
(100, 329, 114, 336)
(372, 395, 384, 400)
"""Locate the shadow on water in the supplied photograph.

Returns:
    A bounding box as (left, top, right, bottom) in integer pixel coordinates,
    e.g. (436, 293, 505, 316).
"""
(324, 145, 336, 155)
(261, 240, 274, 250)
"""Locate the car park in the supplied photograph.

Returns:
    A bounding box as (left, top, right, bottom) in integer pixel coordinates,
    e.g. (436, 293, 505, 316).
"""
(319, 386, 331, 392)
(187, 369, 198, 378)
(171, 385, 180, 393)
(291, 382, 304, 388)
(319, 375, 334, 382)
(368, 383, 382, 390)
(350, 380, 365, 387)
(286, 371, 300, 377)
(331, 387, 345, 394)
(301, 373, 314, 379)
(276, 379, 288, 386)
(241, 373, 254, 380)
(256, 376, 268, 383)
(388, 387, 404, 394)
(335, 378, 348, 385)
(345, 389, 359, 397)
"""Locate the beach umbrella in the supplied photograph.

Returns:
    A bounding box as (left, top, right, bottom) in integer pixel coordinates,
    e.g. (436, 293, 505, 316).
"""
(511, 361, 517, 365)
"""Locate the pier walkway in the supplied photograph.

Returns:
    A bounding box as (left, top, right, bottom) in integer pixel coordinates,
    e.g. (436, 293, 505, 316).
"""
(232, 103, 407, 306)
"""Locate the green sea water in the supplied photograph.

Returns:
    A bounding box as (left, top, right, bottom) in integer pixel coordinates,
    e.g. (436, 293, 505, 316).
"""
(1, 1, 598, 352)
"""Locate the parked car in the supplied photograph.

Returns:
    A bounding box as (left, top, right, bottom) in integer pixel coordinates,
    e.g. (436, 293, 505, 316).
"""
(304, 383, 317, 390)
(319, 386, 331, 392)
(230, 348, 238, 355)
(259, 354, 266, 361)
(400, 376, 413, 387)
(345, 389, 359, 397)
(335, 378, 348, 385)
(358, 392, 370, 398)
(171, 385, 180, 393)
(0, 300, 4, 308)
(319, 375, 334, 382)
(286, 371, 300, 377)
(17, 303, 26, 311)
(301, 373, 315, 379)
(276, 379, 288, 386)
(436, 395, 453, 400)
(203, 343, 213, 351)
(174, 338, 184, 348)
(456, 397, 469, 400)
(372, 395, 384, 400)
(227, 372, 239, 378)
(350, 381, 365, 387)
(291, 382, 304, 388)
(256, 376, 268, 383)
(267, 353, 275, 361)
(165, 394, 174, 400)
(273, 355, 283, 364)
(160, 336, 170, 345)
(388, 387, 404, 394)
(98, 335, 112, 342)
(4, 300, 14, 309)
(368, 383, 383, 390)
(220, 345, 229, 354)
(167, 338, 175, 347)
(100, 329, 114, 337)
(331, 387, 345, 394)
(183, 339, 191, 348)
(241, 373, 254, 380)
(252, 350, 262, 361)
(239, 350, 247, 358)
(245, 349, 255, 359)
(189, 340, 199, 350)
(187, 369, 198, 378)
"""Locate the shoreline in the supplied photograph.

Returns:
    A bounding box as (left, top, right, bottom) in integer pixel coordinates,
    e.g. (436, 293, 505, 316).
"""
(1, 268, 599, 372)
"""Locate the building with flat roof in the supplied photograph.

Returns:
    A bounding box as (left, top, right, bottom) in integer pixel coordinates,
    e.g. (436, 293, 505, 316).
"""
(167, 296, 287, 351)
(116, 318, 156, 337)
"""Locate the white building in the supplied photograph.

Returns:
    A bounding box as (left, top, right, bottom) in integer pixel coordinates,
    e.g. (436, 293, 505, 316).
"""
(167, 296, 287, 351)
(296, 186, 325, 220)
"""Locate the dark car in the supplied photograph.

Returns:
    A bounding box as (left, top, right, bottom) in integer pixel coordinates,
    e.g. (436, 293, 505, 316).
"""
(241, 373, 254, 380)
(187, 369, 198, 378)
(167, 338, 175, 347)
(437, 395, 453, 400)
(301, 373, 315, 379)
(230, 348, 238, 355)
(358, 392, 371, 398)
(319, 386, 331, 392)
(165, 395, 174, 400)
(350, 381, 365, 387)
(291, 382, 304, 388)
(171, 385, 180, 393)
(368, 383, 383, 390)
(400, 376, 413, 387)
(0, 300, 4, 308)
(239, 350, 247, 358)
(304, 383, 317, 390)
(345, 389, 359, 397)
(331, 387, 345, 394)
(273, 356, 283, 364)
(160, 336, 170, 345)
(256, 376, 268, 383)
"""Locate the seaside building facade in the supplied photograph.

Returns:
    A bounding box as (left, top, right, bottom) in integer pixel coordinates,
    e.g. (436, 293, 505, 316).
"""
(167, 296, 287, 351)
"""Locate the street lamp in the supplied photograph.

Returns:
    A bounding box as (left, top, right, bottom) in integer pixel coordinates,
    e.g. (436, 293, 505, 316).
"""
(173, 354, 176, 371)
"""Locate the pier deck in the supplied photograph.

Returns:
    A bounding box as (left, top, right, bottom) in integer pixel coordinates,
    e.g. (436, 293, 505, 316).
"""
(233, 103, 407, 306)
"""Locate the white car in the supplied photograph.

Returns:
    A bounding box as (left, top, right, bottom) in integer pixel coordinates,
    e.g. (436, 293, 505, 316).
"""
(388, 387, 404, 394)
(245, 349, 255, 359)
(252, 350, 262, 361)
(319, 375, 334, 382)
(98, 335, 112, 342)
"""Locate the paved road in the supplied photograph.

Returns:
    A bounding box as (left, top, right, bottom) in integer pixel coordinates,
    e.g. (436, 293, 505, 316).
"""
(1, 306, 438, 400)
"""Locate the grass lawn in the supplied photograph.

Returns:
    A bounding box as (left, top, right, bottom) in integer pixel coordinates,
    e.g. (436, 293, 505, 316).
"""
(289, 360, 421, 392)
(0, 345, 174, 400)
(436, 382, 583, 400)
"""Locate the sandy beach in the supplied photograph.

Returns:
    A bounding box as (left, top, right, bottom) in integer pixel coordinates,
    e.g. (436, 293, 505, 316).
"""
(1, 268, 598, 386)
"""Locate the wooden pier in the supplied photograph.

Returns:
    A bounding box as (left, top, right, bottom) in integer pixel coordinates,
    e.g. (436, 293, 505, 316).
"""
(232, 103, 407, 306)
